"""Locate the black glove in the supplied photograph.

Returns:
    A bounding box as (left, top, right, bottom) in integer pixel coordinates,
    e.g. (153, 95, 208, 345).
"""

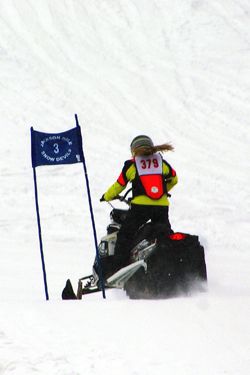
(100, 194, 106, 202)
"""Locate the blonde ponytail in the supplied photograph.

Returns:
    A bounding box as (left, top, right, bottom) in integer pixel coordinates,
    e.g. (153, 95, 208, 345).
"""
(133, 143, 174, 156)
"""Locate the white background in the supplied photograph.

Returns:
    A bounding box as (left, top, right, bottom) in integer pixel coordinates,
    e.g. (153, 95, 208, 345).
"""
(0, 1, 250, 374)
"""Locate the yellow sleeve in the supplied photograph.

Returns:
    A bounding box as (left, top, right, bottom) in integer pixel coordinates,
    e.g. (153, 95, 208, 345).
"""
(104, 181, 126, 201)
(167, 174, 178, 192)
(162, 161, 178, 192)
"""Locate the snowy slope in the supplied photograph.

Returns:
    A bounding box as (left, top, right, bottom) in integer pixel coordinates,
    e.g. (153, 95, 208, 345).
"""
(0, 1, 250, 374)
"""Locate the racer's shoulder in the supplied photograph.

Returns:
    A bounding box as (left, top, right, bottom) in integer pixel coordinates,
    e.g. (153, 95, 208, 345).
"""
(162, 159, 176, 176)
(123, 158, 135, 169)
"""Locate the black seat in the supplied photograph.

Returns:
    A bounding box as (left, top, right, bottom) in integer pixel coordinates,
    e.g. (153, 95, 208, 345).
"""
(110, 209, 129, 224)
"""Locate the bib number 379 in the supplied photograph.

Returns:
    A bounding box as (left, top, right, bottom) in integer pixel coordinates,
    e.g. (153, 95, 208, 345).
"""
(140, 158, 159, 169)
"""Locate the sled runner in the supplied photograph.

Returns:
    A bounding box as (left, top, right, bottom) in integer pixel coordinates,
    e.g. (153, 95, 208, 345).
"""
(62, 196, 207, 300)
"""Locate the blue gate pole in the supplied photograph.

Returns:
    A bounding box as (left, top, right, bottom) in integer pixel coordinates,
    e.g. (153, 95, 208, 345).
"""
(32, 167, 49, 301)
(75, 114, 106, 299)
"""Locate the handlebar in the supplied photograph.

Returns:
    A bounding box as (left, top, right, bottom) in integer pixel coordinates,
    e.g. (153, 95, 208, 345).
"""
(113, 188, 132, 206)
(113, 194, 131, 205)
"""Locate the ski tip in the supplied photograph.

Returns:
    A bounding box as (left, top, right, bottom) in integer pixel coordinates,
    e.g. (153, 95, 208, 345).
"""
(62, 279, 77, 300)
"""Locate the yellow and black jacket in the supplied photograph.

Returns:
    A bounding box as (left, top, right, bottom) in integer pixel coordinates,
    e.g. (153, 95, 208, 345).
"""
(103, 155, 178, 206)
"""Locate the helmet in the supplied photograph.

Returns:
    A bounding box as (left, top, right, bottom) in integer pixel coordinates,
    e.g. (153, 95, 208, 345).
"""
(130, 135, 153, 152)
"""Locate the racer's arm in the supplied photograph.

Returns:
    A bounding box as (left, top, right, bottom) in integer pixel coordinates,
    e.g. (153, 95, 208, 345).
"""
(103, 181, 126, 201)
(163, 161, 178, 192)
(102, 161, 131, 201)
(167, 174, 178, 191)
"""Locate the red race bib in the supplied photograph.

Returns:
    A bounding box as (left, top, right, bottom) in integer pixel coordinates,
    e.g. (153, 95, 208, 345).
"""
(135, 154, 164, 199)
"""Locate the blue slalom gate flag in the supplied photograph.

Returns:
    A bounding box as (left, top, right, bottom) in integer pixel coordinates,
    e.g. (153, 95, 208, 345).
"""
(31, 115, 106, 301)
(31, 126, 83, 168)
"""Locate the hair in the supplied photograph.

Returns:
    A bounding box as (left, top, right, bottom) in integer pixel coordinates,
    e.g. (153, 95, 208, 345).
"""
(132, 143, 174, 156)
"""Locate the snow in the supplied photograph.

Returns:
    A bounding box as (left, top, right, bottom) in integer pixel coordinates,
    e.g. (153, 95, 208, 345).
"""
(0, 0, 250, 374)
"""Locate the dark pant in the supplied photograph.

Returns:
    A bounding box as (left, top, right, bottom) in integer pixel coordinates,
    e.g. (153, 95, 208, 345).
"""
(114, 204, 172, 267)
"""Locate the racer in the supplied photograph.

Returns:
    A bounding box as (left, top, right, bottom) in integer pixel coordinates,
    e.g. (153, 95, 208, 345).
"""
(100, 135, 178, 275)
